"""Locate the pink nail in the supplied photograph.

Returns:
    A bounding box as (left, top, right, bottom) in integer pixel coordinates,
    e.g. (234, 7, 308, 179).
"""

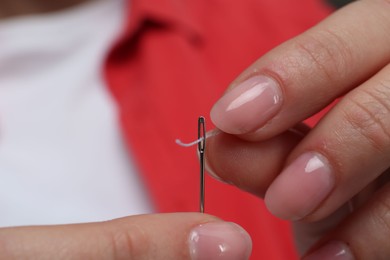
(303, 241, 354, 260)
(265, 152, 334, 220)
(188, 222, 252, 260)
(210, 75, 282, 134)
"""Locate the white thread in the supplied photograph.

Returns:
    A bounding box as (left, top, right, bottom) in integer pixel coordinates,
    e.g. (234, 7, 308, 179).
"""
(175, 137, 204, 147)
(175, 130, 221, 147)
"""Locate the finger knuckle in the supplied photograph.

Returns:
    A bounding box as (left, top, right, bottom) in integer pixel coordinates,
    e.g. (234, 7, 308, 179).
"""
(371, 184, 390, 239)
(367, 0, 390, 33)
(106, 224, 149, 260)
(293, 29, 354, 83)
(342, 83, 390, 153)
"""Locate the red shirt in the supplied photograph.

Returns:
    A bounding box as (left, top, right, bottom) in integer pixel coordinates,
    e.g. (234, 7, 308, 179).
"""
(105, 0, 332, 258)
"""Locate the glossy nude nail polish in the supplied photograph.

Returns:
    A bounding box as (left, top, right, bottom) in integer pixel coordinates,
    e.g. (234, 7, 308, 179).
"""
(303, 241, 354, 260)
(265, 152, 334, 220)
(188, 222, 252, 260)
(210, 75, 282, 134)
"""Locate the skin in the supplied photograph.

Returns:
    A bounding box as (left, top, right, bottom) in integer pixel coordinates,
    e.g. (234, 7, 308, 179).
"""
(0, 1, 253, 259)
(0, 213, 221, 259)
(209, 0, 390, 258)
(1, 0, 389, 258)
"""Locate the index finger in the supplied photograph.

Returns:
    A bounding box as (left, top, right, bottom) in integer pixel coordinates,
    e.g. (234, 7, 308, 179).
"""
(210, 0, 390, 139)
(0, 213, 252, 259)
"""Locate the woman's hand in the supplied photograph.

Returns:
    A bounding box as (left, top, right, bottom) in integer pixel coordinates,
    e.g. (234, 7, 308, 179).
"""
(0, 213, 252, 259)
(207, 0, 390, 258)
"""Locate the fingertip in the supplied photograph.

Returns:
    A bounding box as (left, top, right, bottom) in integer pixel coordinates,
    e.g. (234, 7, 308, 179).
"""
(303, 241, 354, 260)
(210, 75, 282, 135)
(265, 152, 334, 220)
(188, 222, 252, 260)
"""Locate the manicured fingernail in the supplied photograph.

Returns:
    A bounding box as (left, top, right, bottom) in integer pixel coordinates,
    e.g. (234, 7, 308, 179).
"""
(265, 152, 334, 220)
(303, 241, 354, 260)
(210, 75, 282, 134)
(189, 222, 252, 260)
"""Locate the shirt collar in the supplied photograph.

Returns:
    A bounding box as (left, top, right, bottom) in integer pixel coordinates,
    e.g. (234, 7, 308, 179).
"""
(121, 0, 204, 44)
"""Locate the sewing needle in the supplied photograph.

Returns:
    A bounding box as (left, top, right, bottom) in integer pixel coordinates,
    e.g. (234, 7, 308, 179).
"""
(198, 116, 206, 213)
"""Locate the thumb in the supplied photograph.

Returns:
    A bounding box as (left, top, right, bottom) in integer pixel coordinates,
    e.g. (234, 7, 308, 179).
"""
(0, 213, 252, 259)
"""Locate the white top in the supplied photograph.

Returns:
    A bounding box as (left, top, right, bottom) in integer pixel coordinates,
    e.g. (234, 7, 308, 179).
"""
(0, 0, 154, 227)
